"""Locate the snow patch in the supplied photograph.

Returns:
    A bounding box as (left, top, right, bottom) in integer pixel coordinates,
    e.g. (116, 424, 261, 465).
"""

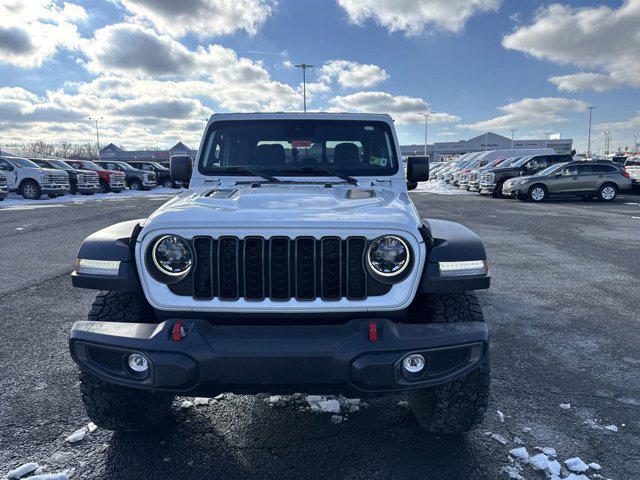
(6, 462, 39, 479)
(500, 465, 524, 479)
(491, 433, 508, 445)
(588, 462, 601, 470)
(509, 447, 529, 460)
(559, 403, 571, 410)
(604, 424, 618, 432)
(535, 446, 557, 457)
(179, 400, 194, 409)
(193, 397, 210, 406)
(529, 453, 549, 470)
(412, 179, 476, 195)
(564, 457, 589, 473)
(565, 475, 589, 480)
(497, 410, 505, 422)
(65, 427, 87, 443)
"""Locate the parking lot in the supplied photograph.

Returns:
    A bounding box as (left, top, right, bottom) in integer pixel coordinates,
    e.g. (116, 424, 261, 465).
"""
(1, 191, 639, 480)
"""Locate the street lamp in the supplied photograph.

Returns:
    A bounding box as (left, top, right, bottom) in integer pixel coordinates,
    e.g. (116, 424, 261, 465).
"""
(510, 128, 517, 149)
(587, 106, 596, 158)
(294, 63, 314, 112)
(422, 113, 430, 157)
(634, 133, 639, 154)
(89, 116, 103, 159)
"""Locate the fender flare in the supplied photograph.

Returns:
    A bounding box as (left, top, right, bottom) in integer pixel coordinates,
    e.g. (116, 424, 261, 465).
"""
(71, 220, 144, 292)
(419, 219, 490, 293)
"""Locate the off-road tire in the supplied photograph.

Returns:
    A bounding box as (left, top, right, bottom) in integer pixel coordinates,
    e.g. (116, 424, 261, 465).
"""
(162, 179, 173, 188)
(129, 179, 142, 190)
(78, 291, 174, 431)
(408, 292, 490, 435)
(492, 180, 505, 198)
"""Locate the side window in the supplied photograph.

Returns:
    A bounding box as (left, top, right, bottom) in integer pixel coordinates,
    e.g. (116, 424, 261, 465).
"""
(0, 159, 12, 171)
(578, 164, 594, 175)
(562, 166, 578, 176)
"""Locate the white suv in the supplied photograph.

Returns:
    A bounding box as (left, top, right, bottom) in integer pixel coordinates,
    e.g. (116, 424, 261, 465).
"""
(0, 156, 70, 199)
(69, 113, 492, 434)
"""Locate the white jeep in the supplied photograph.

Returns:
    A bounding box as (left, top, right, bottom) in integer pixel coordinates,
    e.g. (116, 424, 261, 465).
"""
(0, 156, 70, 199)
(70, 113, 491, 434)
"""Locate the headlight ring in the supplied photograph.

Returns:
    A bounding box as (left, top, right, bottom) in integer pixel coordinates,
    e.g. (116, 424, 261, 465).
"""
(365, 235, 412, 284)
(147, 234, 193, 283)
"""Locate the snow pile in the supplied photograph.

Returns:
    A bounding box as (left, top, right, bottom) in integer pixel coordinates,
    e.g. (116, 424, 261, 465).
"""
(261, 394, 365, 423)
(6, 462, 38, 479)
(411, 179, 476, 195)
(65, 422, 97, 443)
(5, 463, 69, 480)
(0, 188, 178, 209)
(559, 403, 571, 410)
(564, 457, 589, 473)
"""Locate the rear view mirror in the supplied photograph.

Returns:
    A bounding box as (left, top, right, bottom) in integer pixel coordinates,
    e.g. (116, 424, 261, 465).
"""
(406, 156, 429, 183)
(170, 155, 193, 183)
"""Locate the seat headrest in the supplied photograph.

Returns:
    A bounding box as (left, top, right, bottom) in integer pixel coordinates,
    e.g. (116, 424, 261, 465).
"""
(255, 144, 286, 166)
(333, 143, 360, 165)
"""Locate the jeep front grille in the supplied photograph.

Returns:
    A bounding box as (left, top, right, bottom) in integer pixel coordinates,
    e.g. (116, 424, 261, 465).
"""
(169, 236, 390, 301)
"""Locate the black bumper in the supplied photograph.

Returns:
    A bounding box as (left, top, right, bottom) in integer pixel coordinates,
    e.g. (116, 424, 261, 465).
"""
(70, 318, 488, 396)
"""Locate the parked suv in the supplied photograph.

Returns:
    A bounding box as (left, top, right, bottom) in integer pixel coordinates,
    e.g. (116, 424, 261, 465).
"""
(126, 161, 175, 188)
(0, 156, 69, 199)
(31, 159, 99, 195)
(96, 161, 157, 190)
(479, 154, 573, 196)
(66, 160, 126, 193)
(468, 157, 520, 192)
(70, 113, 491, 434)
(502, 161, 632, 202)
(0, 171, 7, 201)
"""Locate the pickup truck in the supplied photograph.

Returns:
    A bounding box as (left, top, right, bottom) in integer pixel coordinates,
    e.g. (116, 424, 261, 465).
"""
(0, 156, 69, 199)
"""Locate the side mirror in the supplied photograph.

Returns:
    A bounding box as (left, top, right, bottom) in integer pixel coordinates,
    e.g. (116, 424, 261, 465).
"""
(170, 155, 193, 183)
(406, 156, 429, 183)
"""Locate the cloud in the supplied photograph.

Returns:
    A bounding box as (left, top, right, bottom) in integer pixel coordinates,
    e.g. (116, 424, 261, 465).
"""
(329, 91, 459, 124)
(0, 0, 86, 68)
(82, 23, 272, 83)
(117, 0, 274, 37)
(549, 73, 620, 93)
(318, 60, 389, 88)
(503, 1, 640, 91)
(459, 97, 586, 131)
(337, 0, 502, 35)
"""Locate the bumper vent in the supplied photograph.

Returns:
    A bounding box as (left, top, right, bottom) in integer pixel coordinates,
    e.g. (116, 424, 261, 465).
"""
(170, 236, 391, 301)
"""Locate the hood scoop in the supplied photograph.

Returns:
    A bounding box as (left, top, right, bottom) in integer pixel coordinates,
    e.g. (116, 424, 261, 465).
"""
(346, 189, 376, 200)
(204, 188, 237, 199)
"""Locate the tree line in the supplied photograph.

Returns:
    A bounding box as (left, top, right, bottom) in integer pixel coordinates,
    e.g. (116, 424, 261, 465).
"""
(0, 141, 99, 159)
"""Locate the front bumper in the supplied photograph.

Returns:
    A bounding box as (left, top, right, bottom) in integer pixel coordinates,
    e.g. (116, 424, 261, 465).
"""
(468, 181, 480, 192)
(77, 184, 99, 194)
(70, 318, 488, 396)
(479, 182, 496, 194)
(42, 184, 69, 195)
(142, 181, 157, 190)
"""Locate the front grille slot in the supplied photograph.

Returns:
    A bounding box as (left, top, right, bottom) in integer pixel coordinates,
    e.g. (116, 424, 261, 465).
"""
(171, 236, 391, 301)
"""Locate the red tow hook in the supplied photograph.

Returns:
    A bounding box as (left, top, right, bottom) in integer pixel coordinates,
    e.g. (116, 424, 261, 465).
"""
(171, 321, 186, 342)
(368, 321, 379, 342)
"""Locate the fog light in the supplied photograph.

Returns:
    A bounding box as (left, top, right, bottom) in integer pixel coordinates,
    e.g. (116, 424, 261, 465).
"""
(403, 354, 425, 373)
(128, 353, 149, 373)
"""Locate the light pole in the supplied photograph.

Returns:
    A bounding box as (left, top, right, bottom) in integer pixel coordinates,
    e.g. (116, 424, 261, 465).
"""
(603, 131, 611, 156)
(587, 106, 596, 158)
(294, 63, 313, 112)
(510, 128, 517, 149)
(634, 133, 639, 154)
(422, 113, 430, 156)
(89, 116, 103, 159)
(544, 132, 552, 148)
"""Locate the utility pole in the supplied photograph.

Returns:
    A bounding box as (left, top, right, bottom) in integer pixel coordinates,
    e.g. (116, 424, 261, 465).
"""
(294, 63, 313, 112)
(510, 128, 517, 149)
(587, 106, 596, 158)
(89, 116, 103, 159)
(603, 131, 611, 156)
(422, 113, 430, 156)
(634, 133, 639, 154)
(544, 132, 552, 148)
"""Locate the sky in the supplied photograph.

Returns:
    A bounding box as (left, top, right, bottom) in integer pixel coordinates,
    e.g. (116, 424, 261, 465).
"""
(1, 0, 639, 154)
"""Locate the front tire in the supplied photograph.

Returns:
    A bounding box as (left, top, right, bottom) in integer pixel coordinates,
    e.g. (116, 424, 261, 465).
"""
(78, 292, 174, 431)
(598, 183, 617, 202)
(162, 179, 173, 188)
(528, 185, 547, 202)
(129, 179, 142, 191)
(408, 292, 490, 435)
(20, 180, 42, 200)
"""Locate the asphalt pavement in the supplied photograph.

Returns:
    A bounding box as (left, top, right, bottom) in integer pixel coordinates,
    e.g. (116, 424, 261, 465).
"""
(0, 191, 638, 479)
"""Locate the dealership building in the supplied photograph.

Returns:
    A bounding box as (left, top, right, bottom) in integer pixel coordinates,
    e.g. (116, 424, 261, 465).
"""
(401, 132, 573, 161)
(99, 142, 197, 165)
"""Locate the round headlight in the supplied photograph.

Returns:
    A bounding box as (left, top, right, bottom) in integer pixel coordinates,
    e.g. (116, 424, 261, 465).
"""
(152, 235, 192, 276)
(366, 235, 411, 278)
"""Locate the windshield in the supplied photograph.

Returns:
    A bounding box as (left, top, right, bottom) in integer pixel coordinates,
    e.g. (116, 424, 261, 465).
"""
(79, 161, 101, 170)
(199, 120, 398, 177)
(537, 163, 567, 176)
(47, 159, 73, 170)
(9, 157, 39, 168)
(113, 162, 134, 170)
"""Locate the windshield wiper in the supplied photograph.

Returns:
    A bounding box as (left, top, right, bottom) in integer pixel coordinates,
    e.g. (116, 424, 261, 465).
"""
(217, 166, 282, 183)
(276, 167, 358, 185)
